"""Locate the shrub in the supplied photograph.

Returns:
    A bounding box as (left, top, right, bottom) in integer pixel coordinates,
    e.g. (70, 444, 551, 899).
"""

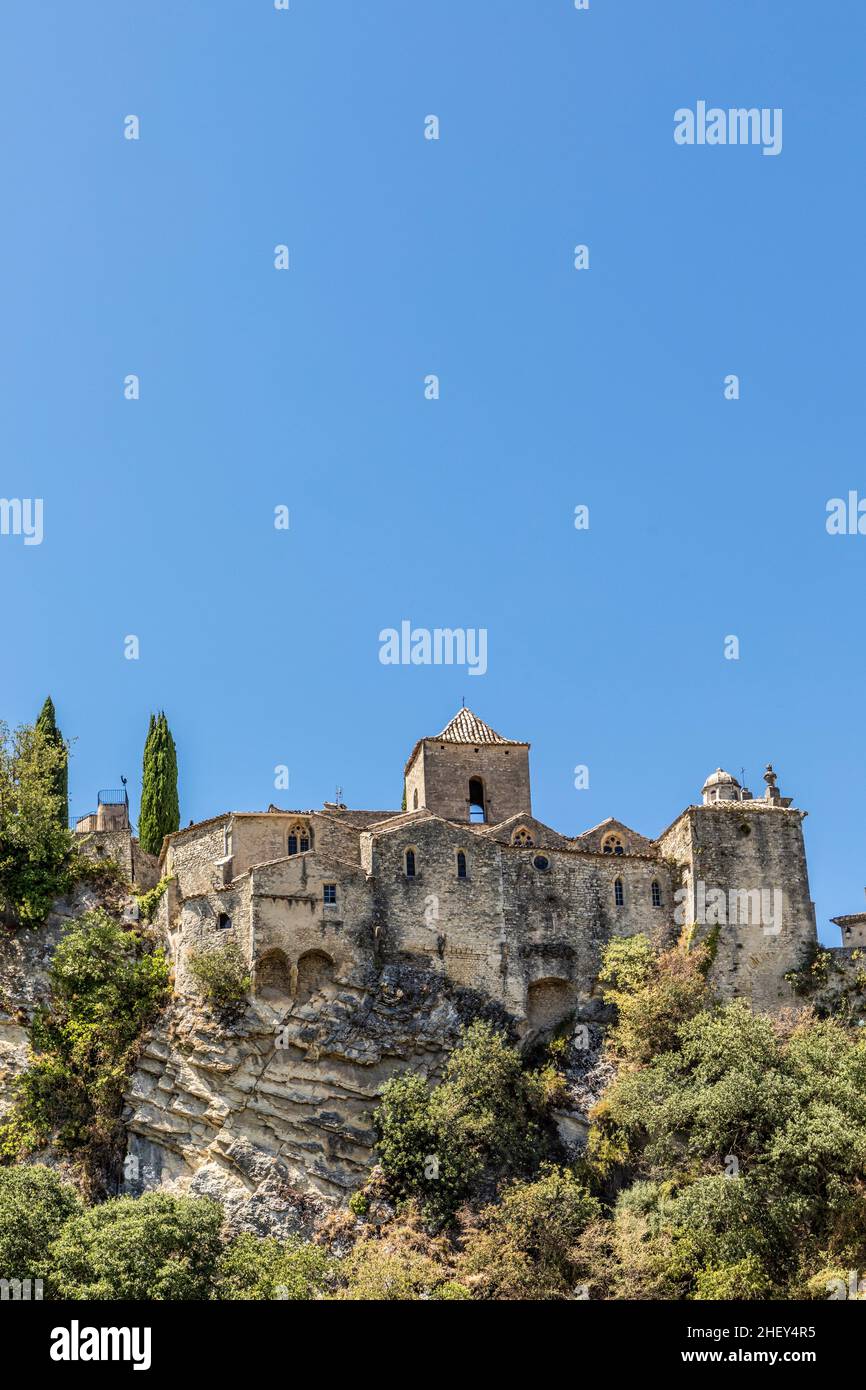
(188, 940, 250, 1020)
(136, 875, 173, 924)
(214, 1232, 335, 1300)
(73, 853, 130, 897)
(0, 1164, 80, 1283)
(584, 966, 866, 1298)
(0, 909, 170, 1190)
(598, 934, 712, 1066)
(458, 1165, 599, 1299)
(335, 1207, 468, 1300)
(45, 1192, 224, 1300)
(374, 1019, 553, 1225)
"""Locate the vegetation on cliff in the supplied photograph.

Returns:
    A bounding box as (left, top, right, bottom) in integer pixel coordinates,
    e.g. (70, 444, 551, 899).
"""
(187, 939, 251, 1021)
(0, 909, 170, 1195)
(4, 944, 866, 1300)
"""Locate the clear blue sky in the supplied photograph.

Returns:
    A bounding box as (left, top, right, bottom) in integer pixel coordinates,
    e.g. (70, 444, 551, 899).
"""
(1, 1, 863, 943)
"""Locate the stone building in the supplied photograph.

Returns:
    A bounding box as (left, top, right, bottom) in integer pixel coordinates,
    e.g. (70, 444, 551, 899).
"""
(71, 784, 160, 889)
(154, 708, 821, 1023)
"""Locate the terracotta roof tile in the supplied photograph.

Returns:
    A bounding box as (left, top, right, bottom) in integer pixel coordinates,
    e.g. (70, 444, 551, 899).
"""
(434, 708, 523, 746)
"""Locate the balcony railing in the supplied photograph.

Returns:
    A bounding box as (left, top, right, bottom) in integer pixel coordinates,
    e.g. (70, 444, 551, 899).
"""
(97, 788, 128, 806)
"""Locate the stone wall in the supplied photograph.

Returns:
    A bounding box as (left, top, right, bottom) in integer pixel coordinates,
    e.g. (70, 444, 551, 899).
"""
(74, 829, 159, 889)
(407, 740, 532, 823)
(659, 802, 817, 1011)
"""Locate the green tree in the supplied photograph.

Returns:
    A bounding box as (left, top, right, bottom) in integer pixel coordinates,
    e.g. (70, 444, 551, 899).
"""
(34, 696, 68, 827)
(45, 1192, 224, 1300)
(214, 1232, 335, 1300)
(0, 719, 74, 926)
(374, 1019, 553, 1225)
(138, 712, 179, 855)
(582, 963, 866, 1299)
(0, 1165, 80, 1283)
(0, 909, 170, 1190)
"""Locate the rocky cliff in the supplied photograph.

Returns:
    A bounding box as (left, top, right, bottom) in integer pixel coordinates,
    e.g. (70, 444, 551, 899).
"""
(120, 964, 523, 1237)
(0, 890, 643, 1237)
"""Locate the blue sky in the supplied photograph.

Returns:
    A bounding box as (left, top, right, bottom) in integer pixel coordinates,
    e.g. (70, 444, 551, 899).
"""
(1, 1, 863, 942)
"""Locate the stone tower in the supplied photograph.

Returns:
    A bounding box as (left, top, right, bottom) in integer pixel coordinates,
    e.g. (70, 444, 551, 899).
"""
(403, 708, 531, 823)
(658, 764, 817, 1011)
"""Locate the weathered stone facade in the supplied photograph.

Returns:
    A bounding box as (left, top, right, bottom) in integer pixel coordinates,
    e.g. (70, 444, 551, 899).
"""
(153, 708, 821, 1027)
(73, 828, 160, 890)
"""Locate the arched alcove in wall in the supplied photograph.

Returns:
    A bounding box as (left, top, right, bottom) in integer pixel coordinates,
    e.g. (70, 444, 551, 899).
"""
(295, 949, 335, 1003)
(525, 977, 574, 1032)
(255, 947, 292, 998)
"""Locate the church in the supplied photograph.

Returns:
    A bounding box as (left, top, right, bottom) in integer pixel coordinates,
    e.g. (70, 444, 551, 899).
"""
(153, 708, 821, 1023)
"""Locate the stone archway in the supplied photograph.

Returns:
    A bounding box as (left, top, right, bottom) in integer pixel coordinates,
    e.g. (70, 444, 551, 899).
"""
(526, 977, 574, 1032)
(295, 949, 334, 1004)
(255, 948, 292, 999)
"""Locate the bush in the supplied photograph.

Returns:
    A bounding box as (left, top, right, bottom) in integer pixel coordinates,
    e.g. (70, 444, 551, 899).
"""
(0, 910, 170, 1190)
(0, 1165, 80, 1283)
(214, 1232, 335, 1300)
(374, 1019, 553, 1225)
(458, 1165, 599, 1299)
(335, 1207, 468, 1300)
(45, 1192, 224, 1300)
(582, 953, 866, 1299)
(136, 875, 173, 924)
(73, 853, 130, 898)
(598, 934, 712, 1066)
(187, 940, 250, 1020)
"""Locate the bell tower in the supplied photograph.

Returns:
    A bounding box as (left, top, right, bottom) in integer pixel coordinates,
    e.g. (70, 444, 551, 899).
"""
(403, 709, 531, 824)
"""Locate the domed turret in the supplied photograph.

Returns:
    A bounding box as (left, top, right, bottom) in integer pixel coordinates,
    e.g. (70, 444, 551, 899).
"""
(701, 768, 742, 805)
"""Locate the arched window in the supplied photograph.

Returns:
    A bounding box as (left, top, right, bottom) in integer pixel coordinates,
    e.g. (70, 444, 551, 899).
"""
(405, 849, 416, 878)
(288, 823, 310, 856)
(468, 778, 486, 823)
(456, 850, 467, 879)
(614, 878, 624, 907)
(603, 833, 624, 856)
(651, 880, 662, 908)
(413, 788, 419, 810)
(217, 912, 232, 930)
(512, 826, 534, 848)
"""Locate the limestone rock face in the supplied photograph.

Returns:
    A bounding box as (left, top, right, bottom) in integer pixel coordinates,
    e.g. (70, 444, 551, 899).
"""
(122, 964, 510, 1235)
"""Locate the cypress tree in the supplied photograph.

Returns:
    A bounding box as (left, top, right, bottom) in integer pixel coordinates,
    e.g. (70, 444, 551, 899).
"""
(138, 712, 180, 855)
(34, 696, 68, 826)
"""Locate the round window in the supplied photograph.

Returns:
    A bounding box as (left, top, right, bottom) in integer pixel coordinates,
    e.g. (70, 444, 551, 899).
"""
(533, 854, 550, 871)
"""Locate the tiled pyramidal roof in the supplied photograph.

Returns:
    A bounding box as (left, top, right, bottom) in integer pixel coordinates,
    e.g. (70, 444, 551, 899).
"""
(434, 708, 524, 746)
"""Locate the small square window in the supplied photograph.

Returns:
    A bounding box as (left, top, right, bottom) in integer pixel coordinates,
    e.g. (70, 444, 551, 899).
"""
(323, 884, 337, 906)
